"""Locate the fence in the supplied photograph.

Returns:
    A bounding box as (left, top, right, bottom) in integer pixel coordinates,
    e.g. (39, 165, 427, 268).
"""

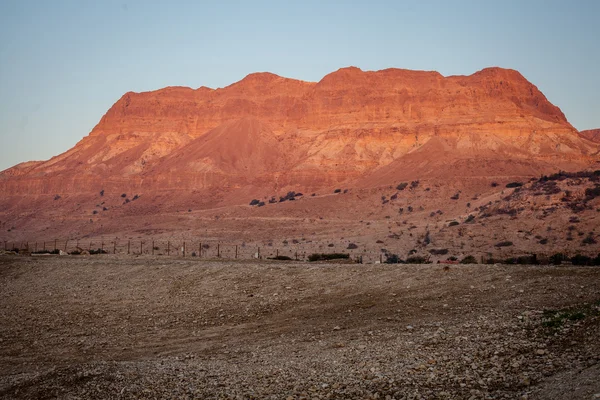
(1, 239, 390, 263)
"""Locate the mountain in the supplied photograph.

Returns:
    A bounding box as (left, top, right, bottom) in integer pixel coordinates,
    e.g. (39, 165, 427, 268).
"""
(1, 67, 599, 247)
(1, 66, 597, 197)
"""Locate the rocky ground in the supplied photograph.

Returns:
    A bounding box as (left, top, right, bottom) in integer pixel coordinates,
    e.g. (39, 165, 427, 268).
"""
(0, 254, 599, 399)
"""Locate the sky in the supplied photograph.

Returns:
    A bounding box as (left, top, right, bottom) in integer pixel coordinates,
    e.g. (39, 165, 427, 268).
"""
(0, 0, 599, 171)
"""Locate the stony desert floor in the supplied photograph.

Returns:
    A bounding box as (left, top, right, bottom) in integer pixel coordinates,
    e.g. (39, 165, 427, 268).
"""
(0, 255, 599, 399)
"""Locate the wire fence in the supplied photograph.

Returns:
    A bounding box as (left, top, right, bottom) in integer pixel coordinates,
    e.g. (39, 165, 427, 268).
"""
(1, 239, 390, 263)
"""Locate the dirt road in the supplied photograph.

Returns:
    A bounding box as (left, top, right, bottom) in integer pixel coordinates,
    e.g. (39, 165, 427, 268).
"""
(0, 255, 599, 399)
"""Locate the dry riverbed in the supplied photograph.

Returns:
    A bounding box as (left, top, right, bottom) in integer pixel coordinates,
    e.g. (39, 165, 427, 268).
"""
(0, 255, 599, 399)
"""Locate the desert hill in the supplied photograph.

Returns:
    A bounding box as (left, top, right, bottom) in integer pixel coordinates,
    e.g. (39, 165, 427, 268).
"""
(1, 66, 599, 255)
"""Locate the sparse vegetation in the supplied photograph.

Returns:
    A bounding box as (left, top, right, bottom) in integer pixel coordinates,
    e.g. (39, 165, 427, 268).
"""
(406, 255, 429, 264)
(384, 254, 403, 264)
(334, 189, 341, 193)
(268, 255, 293, 261)
(396, 182, 408, 191)
(346, 243, 358, 250)
(429, 248, 449, 255)
(54, 194, 61, 201)
(308, 253, 350, 262)
(460, 255, 478, 264)
(448, 221, 459, 227)
(495, 241, 513, 247)
(505, 182, 523, 188)
(121, 193, 127, 198)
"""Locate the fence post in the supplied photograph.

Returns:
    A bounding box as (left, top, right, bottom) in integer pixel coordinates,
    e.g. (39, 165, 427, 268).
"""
(276, 249, 279, 258)
(167, 241, 170, 256)
(258, 247, 260, 259)
(235, 245, 238, 259)
(127, 240, 130, 254)
(183, 241, 186, 257)
(217, 243, 220, 258)
(152, 240, 155, 255)
(380, 253, 382, 263)
(140, 241, 143, 255)
(113, 241, 116, 254)
(64, 240, 68, 252)
(199, 242, 202, 258)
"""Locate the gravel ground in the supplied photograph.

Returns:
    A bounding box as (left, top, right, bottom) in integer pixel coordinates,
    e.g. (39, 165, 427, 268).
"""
(0, 254, 599, 399)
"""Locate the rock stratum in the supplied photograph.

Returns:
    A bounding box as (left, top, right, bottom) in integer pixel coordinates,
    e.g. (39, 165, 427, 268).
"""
(1, 66, 598, 197)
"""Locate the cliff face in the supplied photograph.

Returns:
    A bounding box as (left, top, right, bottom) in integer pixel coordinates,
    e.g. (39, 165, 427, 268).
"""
(1, 66, 597, 195)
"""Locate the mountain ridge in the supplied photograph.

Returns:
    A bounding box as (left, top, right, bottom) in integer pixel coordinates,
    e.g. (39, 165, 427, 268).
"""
(1, 66, 597, 198)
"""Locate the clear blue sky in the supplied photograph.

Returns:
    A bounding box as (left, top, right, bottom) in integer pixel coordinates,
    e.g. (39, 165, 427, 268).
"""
(1, 0, 599, 171)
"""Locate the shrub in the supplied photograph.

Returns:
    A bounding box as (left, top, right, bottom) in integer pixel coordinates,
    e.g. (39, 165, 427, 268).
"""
(538, 238, 548, 245)
(506, 182, 523, 188)
(347, 243, 358, 249)
(121, 193, 127, 198)
(582, 235, 597, 245)
(429, 248, 449, 255)
(571, 254, 593, 266)
(406, 256, 429, 264)
(450, 193, 460, 200)
(491, 182, 499, 187)
(308, 253, 350, 262)
(495, 241, 513, 247)
(448, 221, 459, 227)
(100, 189, 104, 196)
(410, 180, 420, 189)
(54, 194, 61, 201)
(89, 248, 108, 255)
(92, 210, 98, 215)
(132, 194, 139, 201)
(268, 255, 293, 261)
(249, 199, 260, 206)
(550, 253, 567, 265)
(268, 197, 277, 204)
(385, 254, 403, 264)
(396, 182, 408, 191)
(585, 186, 600, 200)
(460, 255, 478, 264)
(328, 243, 334, 247)
(464, 215, 475, 224)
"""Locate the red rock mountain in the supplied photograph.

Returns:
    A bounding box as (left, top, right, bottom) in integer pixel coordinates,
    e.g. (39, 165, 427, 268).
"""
(1, 67, 598, 196)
